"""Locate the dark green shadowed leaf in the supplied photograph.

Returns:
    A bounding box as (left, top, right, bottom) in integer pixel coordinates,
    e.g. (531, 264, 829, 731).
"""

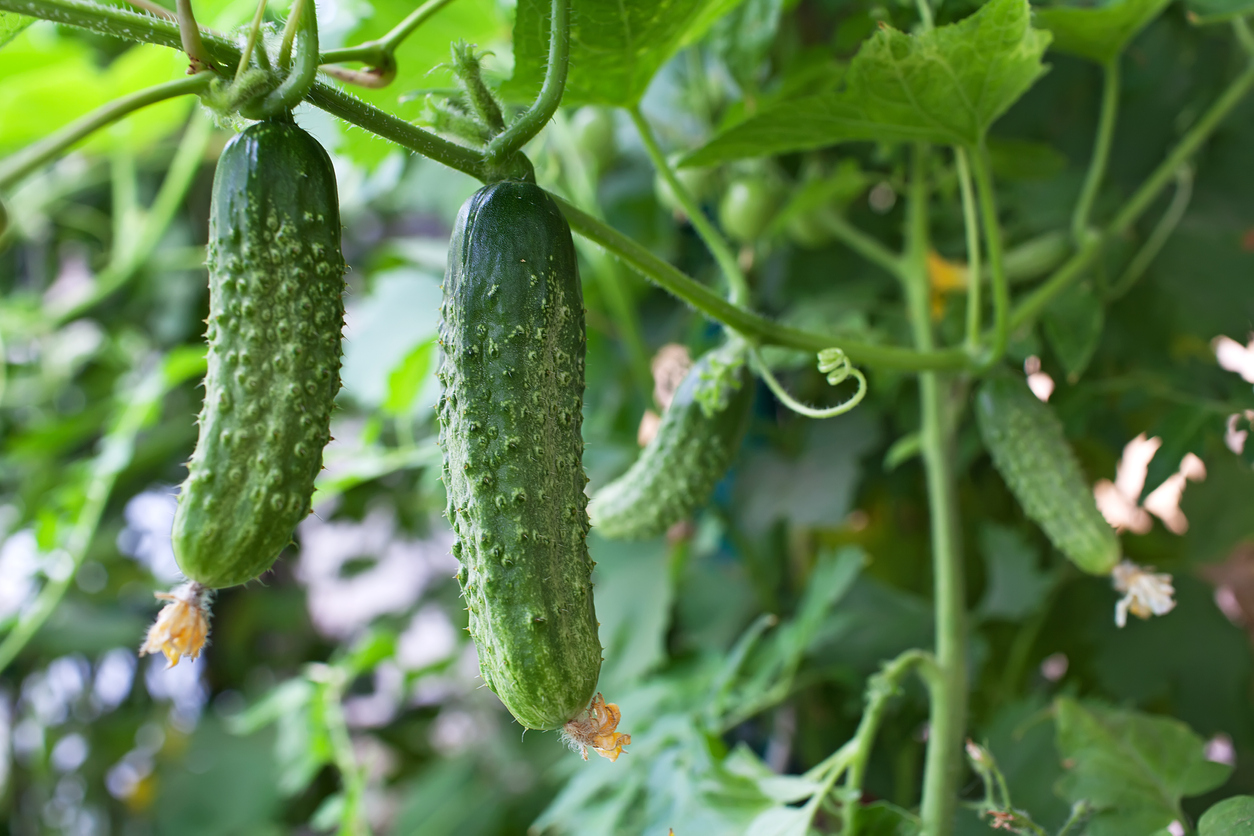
(506, 0, 750, 107)
(1043, 280, 1104, 382)
(1054, 698, 1233, 835)
(1199, 796, 1254, 835)
(682, 0, 1050, 165)
(1183, 0, 1254, 24)
(1034, 0, 1173, 65)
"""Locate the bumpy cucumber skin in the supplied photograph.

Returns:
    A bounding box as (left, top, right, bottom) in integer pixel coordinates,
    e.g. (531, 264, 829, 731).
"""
(172, 119, 345, 589)
(975, 376, 1119, 575)
(590, 342, 753, 540)
(438, 180, 600, 732)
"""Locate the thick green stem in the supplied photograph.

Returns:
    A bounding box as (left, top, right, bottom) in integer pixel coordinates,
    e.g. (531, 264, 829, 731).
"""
(556, 196, 970, 371)
(0, 73, 211, 191)
(629, 105, 750, 306)
(970, 148, 1008, 367)
(954, 148, 981, 353)
(1012, 55, 1254, 331)
(486, 0, 568, 166)
(175, 0, 212, 69)
(905, 144, 967, 836)
(1071, 59, 1120, 243)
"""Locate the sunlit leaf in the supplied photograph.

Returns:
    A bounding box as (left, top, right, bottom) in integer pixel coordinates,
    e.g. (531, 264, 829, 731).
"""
(507, 0, 751, 107)
(683, 0, 1050, 165)
(0, 10, 32, 49)
(1034, 0, 1172, 65)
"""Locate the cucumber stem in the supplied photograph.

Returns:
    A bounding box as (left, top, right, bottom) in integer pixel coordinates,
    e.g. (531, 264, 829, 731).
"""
(486, 0, 569, 167)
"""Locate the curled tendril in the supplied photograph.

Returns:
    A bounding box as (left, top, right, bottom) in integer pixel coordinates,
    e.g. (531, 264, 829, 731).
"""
(750, 345, 868, 419)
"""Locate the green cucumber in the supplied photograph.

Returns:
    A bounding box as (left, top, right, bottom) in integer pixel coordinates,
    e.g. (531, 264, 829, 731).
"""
(172, 118, 345, 589)
(590, 339, 753, 540)
(975, 375, 1119, 575)
(438, 180, 603, 734)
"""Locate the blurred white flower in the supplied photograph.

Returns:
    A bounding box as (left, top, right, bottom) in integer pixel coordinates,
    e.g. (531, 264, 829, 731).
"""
(1111, 560, 1176, 628)
(1094, 436, 1204, 535)
(117, 491, 182, 583)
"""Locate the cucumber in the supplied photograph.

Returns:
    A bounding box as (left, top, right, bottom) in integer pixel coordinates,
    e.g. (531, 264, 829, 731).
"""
(975, 375, 1119, 575)
(172, 118, 345, 589)
(590, 339, 753, 540)
(438, 180, 609, 739)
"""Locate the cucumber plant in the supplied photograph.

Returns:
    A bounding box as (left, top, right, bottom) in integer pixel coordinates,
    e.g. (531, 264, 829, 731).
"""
(4, 0, 1253, 831)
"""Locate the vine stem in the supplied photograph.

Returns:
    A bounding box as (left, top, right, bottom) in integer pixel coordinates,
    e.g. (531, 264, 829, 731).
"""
(54, 111, 214, 323)
(320, 0, 457, 73)
(1071, 59, 1120, 243)
(816, 210, 906, 280)
(905, 144, 967, 836)
(954, 148, 982, 353)
(840, 649, 939, 834)
(1011, 50, 1254, 331)
(546, 111, 653, 395)
(309, 664, 374, 836)
(485, 0, 568, 166)
(1105, 164, 1193, 301)
(0, 73, 211, 191)
(629, 105, 750, 306)
(555, 196, 970, 371)
(969, 147, 1008, 368)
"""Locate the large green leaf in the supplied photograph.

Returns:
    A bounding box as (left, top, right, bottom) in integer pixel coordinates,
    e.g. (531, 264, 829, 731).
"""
(506, 0, 750, 107)
(1034, 0, 1172, 65)
(1199, 796, 1254, 835)
(1054, 698, 1233, 835)
(1042, 279, 1104, 382)
(683, 0, 1050, 165)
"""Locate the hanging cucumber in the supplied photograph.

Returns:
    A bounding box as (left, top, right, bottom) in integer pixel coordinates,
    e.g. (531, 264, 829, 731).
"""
(142, 117, 345, 665)
(438, 179, 628, 760)
(590, 339, 753, 540)
(975, 375, 1119, 575)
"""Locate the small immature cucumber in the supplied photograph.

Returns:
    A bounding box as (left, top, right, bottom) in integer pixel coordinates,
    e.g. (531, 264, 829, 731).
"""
(172, 118, 345, 589)
(590, 339, 753, 540)
(438, 180, 605, 735)
(975, 375, 1119, 575)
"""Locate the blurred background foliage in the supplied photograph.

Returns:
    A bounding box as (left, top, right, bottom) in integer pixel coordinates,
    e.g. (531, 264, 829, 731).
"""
(2, 0, 1254, 832)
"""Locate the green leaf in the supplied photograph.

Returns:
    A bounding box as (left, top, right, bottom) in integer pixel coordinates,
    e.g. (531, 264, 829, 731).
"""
(976, 522, 1055, 621)
(1042, 280, 1103, 382)
(683, 0, 1050, 165)
(1183, 0, 1254, 24)
(744, 805, 812, 836)
(382, 337, 437, 417)
(1138, 404, 1212, 504)
(589, 532, 675, 691)
(507, 0, 750, 107)
(0, 11, 32, 49)
(1199, 796, 1254, 835)
(1054, 698, 1233, 834)
(1034, 0, 1172, 65)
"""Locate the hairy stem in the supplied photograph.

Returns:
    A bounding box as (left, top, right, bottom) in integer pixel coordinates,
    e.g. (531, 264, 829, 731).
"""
(906, 144, 967, 836)
(1071, 59, 1120, 243)
(486, 0, 569, 166)
(556, 196, 970, 371)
